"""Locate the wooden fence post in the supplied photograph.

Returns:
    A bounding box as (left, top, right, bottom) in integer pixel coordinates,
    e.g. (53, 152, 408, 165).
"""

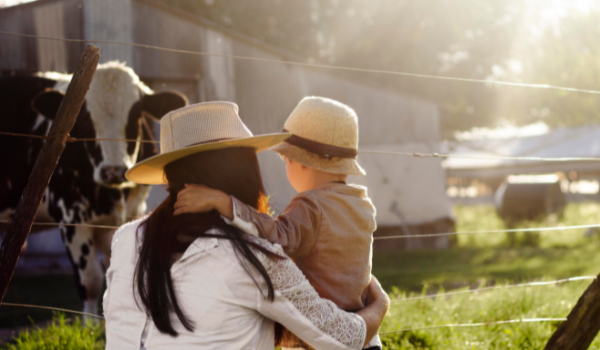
(544, 273, 600, 350)
(0, 45, 100, 304)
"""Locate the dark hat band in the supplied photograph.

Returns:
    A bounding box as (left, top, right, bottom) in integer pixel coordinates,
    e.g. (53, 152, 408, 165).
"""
(282, 129, 358, 159)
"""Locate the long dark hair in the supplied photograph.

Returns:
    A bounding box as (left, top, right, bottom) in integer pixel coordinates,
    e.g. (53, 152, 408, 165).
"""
(134, 147, 281, 337)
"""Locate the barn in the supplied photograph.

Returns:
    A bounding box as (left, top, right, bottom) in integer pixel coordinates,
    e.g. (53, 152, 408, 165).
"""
(0, 0, 453, 259)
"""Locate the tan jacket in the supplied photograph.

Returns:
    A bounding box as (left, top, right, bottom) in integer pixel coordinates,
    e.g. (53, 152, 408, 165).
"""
(230, 182, 377, 312)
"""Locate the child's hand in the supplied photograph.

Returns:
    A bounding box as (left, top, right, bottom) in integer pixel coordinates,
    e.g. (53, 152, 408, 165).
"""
(173, 184, 232, 219)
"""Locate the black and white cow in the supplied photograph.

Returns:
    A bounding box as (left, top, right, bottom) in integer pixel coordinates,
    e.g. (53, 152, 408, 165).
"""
(0, 61, 187, 315)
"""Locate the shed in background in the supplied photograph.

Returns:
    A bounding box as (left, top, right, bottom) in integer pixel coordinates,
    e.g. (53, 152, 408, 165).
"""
(0, 0, 454, 256)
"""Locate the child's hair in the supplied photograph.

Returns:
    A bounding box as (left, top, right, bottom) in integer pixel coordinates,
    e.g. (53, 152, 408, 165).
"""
(134, 147, 281, 340)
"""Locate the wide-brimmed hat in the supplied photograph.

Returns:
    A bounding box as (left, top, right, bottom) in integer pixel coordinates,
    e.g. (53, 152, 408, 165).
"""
(126, 101, 290, 184)
(270, 96, 365, 175)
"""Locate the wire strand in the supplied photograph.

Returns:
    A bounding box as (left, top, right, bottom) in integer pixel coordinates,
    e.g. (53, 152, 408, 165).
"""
(68, 137, 159, 144)
(2, 220, 598, 239)
(378, 318, 566, 335)
(374, 223, 600, 240)
(0, 220, 119, 230)
(0, 302, 564, 333)
(0, 131, 71, 141)
(0, 302, 104, 320)
(4, 130, 600, 163)
(358, 150, 600, 162)
(2, 30, 600, 95)
(0, 131, 159, 144)
(391, 276, 596, 302)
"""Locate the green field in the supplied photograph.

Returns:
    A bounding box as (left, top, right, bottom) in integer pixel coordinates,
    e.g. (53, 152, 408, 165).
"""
(373, 203, 600, 293)
(373, 202, 600, 349)
(2, 203, 599, 349)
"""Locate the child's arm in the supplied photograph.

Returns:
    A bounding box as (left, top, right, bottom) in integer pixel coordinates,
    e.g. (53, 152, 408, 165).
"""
(174, 184, 321, 257)
(174, 184, 234, 219)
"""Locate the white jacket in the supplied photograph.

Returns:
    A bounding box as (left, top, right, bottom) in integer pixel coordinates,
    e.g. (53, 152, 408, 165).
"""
(103, 218, 367, 349)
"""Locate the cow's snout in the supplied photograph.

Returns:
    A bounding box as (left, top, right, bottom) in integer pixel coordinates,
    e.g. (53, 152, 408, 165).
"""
(100, 166, 128, 185)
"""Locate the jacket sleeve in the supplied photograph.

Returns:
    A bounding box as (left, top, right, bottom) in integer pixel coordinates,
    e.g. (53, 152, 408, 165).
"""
(253, 241, 366, 350)
(228, 194, 322, 258)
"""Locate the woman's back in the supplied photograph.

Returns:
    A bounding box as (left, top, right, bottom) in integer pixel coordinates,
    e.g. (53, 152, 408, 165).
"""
(104, 218, 277, 349)
(104, 218, 367, 350)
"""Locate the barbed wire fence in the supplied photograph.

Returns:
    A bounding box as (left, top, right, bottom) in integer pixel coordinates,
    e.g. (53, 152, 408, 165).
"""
(0, 29, 598, 339)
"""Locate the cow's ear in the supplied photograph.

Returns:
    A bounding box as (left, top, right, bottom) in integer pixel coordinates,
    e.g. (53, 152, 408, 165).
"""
(142, 91, 188, 119)
(31, 89, 65, 120)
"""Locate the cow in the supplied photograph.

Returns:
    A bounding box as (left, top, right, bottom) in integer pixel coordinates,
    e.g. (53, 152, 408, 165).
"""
(0, 61, 188, 315)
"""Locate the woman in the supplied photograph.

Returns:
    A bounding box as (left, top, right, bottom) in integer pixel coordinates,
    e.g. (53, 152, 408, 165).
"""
(103, 102, 389, 349)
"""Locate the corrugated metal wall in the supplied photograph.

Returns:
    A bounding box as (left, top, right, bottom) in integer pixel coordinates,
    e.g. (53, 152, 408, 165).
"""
(131, 1, 202, 80)
(82, 0, 132, 64)
(0, 2, 39, 71)
(131, 0, 203, 102)
(211, 33, 442, 146)
(0, 0, 84, 74)
(128, 0, 442, 146)
(0, 0, 453, 238)
(0, 0, 439, 146)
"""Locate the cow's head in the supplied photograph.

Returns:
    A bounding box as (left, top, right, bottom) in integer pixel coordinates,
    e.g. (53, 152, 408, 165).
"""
(32, 62, 188, 188)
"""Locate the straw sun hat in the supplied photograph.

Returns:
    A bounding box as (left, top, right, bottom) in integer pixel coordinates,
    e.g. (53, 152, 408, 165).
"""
(126, 101, 290, 185)
(270, 96, 366, 176)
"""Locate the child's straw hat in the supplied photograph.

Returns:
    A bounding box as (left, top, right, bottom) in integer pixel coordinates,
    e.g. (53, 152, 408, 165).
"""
(126, 101, 290, 184)
(270, 96, 366, 175)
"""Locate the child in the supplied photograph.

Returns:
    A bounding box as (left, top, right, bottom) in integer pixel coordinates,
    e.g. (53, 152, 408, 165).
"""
(174, 97, 382, 350)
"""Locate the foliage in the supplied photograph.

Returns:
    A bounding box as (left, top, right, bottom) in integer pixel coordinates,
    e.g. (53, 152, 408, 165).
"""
(159, 0, 600, 135)
(1, 313, 104, 350)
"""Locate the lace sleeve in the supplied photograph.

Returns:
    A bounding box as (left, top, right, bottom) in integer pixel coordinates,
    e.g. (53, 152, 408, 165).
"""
(253, 239, 366, 350)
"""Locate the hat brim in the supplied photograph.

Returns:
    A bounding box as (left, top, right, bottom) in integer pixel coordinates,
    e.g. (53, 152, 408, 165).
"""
(126, 133, 291, 185)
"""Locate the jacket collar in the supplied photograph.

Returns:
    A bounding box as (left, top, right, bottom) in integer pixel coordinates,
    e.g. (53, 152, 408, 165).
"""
(176, 229, 221, 264)
(310, 182, 368, 198)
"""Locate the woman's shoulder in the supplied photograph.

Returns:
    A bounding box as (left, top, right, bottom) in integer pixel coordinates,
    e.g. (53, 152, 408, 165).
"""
(111, 216, 148, 252)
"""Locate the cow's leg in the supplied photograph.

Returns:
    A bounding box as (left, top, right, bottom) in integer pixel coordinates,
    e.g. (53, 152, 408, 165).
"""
(61, 224, 104, 318)
(93, 228, 114, 271)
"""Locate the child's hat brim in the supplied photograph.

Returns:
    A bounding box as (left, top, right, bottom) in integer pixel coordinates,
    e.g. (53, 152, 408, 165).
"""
(270, 141, 366, 176)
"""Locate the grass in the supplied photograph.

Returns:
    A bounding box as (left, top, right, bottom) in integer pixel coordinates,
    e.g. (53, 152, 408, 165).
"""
(372, 202, 600, 349)
(379, 279, 594, 349)
(3, 202, 600, 348)
(0, 314, 104, 350)
(453, 202, 600, 249)
(373, 202, 600, 293)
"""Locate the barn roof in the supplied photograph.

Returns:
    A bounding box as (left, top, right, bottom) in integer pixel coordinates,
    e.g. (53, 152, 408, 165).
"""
(444, 125, 600, 178)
